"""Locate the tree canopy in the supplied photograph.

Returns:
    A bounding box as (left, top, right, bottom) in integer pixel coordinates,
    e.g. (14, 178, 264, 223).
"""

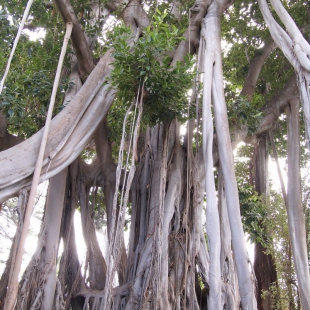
(0, 0, 309, 309)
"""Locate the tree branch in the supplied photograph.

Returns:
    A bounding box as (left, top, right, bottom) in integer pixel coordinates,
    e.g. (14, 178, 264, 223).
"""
(172, 0, 209, 65)
(105, 0, 149, 31)
(232, 74, 299, 147)
(240, 40, 277, 100)
(257, 74, 299, 135)
(53, 0, 95, 76)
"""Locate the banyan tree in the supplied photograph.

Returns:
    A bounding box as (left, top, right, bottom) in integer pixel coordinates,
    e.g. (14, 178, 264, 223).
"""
(0, 0, 309, 309)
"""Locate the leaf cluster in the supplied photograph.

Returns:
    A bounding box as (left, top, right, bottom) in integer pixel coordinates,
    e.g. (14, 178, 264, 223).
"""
(0, 19, 70, 137)
(108, 10, 195, 127)
(1, 67, 68, 138)
(238, 179, 267, 244)
(89, 187, 107, 230)
(227, 96, 263, 135)
(235, 156, 268, 244)
(0, 9, 15, 65)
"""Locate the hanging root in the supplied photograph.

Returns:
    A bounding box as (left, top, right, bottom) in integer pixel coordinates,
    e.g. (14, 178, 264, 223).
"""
(55, 279, 65, 310)
(15, 228, 59, 310)
(83, 84, 145, 310)
(29, 291, 42, 310)
(16, 228, 47, 309)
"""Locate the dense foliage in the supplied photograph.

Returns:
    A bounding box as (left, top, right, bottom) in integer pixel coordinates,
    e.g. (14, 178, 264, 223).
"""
(0, 0, 309, 309)
(108, 11, 194, 126)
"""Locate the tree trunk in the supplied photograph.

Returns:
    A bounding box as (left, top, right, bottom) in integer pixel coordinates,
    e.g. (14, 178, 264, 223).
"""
(254, 242, 278, 310)
(253, 136, 278, 310)
(202, 35, 222, 307)
(285, 99, 310, 309)
(58, 161, 85, 310)
(0, 190, 27, 309)
(201, 0, 257, 307)
(42, 169, 68, 310)
(79, 181, 107, 291)
(13, 169, 67, 310)
(218, 169, 239, 309)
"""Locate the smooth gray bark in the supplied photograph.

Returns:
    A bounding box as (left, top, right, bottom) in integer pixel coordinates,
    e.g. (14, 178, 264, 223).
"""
(218, 170, 239, 309)
(0, 49, 115, 203)
(286, 100, 310, 309)
(42, 169, 68, 310)
(258, 0, 310, 152)
(201, 0, 257, 307)
(202, 22, 222, 306)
